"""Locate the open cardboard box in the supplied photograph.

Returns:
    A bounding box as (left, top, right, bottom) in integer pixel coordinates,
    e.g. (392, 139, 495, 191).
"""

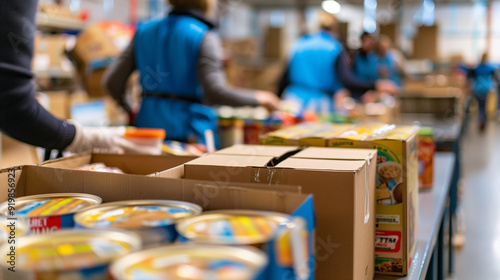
(0, 164, 314, 280)
(40, 153, 198, 176)
(171, 146, 377, 280)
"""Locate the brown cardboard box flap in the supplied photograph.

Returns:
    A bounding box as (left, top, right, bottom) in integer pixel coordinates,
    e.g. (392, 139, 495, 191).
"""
(185, 155, 273, 167)
(40, 153, 198, 175)
(293, 147, 377, 161)
(277, 158, 365, 172)
(215, 144, 300, 157)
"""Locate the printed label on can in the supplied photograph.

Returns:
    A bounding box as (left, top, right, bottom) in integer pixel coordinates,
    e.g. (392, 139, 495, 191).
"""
(29, 216, 62, 234)
(375, 230, 401, 253)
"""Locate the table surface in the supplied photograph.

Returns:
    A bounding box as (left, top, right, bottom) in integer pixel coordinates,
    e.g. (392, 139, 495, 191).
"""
(398, 114, 462, 142)
(374, 152, 455, 280)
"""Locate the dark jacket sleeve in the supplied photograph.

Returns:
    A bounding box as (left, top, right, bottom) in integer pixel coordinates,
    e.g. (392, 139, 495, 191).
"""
(336, 49, 376, 93)
(0, 0, 75, 150)
(103, 38, 137, 113)
(277, 64, 290, 98)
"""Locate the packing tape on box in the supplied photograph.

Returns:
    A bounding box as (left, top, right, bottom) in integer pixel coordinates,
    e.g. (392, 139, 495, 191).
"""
(364, 156, 371, 225)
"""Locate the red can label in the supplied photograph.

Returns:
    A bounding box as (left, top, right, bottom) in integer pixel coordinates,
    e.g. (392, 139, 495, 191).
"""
(375, 230, 401, 253)
(29, 216, 62, 234)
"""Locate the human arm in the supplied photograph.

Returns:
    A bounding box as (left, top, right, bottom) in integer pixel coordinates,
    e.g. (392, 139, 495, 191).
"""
(198, 32, 279, 110)
(0, 0, 76, 150)
(102, 39, 137, 114)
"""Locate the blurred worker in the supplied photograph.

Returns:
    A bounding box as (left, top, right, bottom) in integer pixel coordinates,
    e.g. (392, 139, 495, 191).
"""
(104, 0, 280, 146)
(0, 0, 151, 156)
(376, 35, 402, 86)
(352, 32, 379, 84)
(468, 53, 498, 132)
(279, 12, 398, 113)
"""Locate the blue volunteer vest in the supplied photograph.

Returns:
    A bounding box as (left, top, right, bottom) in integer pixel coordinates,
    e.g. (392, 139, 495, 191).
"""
(473, 64, 496, 96)
(353, 51, 379, 83)
(376, 53, 401, 86)
(283, 31, 343, 113)
(134, 15, 216, 144)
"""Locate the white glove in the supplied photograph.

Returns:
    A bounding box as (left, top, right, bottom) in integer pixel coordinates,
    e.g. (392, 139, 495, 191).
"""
(65, 121, 161, 155)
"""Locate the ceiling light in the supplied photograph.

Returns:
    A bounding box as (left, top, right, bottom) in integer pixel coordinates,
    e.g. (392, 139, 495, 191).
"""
(322, 0, 342, 14)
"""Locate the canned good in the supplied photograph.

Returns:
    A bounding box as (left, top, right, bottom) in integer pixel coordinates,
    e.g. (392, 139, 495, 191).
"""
(176, 210, 291, 245)
(0, 193, 102, 235)
(74, 200, 202, 247)
(0, 229, 141, 280)
(109, 244, 268, 280)
(0, 217, 27, 244)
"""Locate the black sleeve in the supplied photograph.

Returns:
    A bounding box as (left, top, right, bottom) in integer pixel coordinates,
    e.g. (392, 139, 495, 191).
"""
(0, 0, 76, 150)
(336, 49, 376, 93)
(277, 64, 290, 98)
(102, 38, 137, 113)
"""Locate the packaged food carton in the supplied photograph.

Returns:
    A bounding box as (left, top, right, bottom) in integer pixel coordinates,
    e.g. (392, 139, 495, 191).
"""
(328, 125, 418, 276)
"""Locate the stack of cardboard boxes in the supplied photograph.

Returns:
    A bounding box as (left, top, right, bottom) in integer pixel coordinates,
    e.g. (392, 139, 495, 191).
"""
(261, 123, 419, 276)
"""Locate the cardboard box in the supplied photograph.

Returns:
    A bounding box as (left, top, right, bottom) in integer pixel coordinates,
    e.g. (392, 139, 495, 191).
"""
(215, 144, 300, 160)
(40, 153, 198, 176)
(72, 24, 120, 67)
(33, 34, 74, 77)
(0, 165, 314, 280)
(328, 125, 418, 276)
(260, 122, 330, 146)
(183, 146, 377, 280)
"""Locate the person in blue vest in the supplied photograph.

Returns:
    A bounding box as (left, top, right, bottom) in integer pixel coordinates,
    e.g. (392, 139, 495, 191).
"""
(376, 35, 402, 86)
(352, 32, 379, 85)
(104, 0, 280, 146)
(469, 53, 498, 132)
(278, 12, 398, 114)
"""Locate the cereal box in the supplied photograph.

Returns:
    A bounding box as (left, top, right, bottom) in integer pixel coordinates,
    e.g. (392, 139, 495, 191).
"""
(418, 127, 435, 189)
(329, 125, 419, 276)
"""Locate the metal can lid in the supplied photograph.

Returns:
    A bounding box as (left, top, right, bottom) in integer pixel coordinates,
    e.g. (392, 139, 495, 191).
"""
(0, 229, 141, 272)
(74, 200, 202, 229)
(110, 244, 268, 280)
(0, 193, 102, 218)
(176, 210, 291, 245)
(0, 216, 27, 243)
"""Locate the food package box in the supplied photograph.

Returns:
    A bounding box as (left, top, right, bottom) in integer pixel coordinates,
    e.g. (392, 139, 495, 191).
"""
(260, 122, 331, 146)
(71, 24, 120, 67)
(298, 123, 353, 147)
(418, 127, 435, 189)
(1, 164, 314, 280)
(40, 153, 198, 176)
(328, 124, 419, 276)
(182, 146, 377, 280)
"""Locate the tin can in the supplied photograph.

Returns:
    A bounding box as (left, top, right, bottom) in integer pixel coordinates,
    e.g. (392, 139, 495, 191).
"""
(74, 200, 202, 247)
(0, 229, 141, 280)
(418, 127, 435, 189)
(176, 210, 291, 246)
(0, 193, 102, 235)
(109, 244, 268, 280)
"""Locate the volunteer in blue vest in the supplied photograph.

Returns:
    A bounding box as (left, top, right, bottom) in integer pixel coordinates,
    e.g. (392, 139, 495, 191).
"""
(469, 53, 499, 132)
(104, 0, 280, 146)
(279, 12, 399, 113)
(0, 0, 152, 155)
(352, 32, 379, 85)
(376, 35, 402, 86)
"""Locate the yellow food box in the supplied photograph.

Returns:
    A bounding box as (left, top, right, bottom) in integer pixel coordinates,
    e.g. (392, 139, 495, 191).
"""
(260, 122, 328, 146)
(328, 125, 418, 276)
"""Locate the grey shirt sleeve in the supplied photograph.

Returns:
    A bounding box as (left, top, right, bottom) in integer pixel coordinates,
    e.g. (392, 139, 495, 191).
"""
(103, 39, 136, 113)
(198, 32, 259, 107)
(103, 31, 259, 110)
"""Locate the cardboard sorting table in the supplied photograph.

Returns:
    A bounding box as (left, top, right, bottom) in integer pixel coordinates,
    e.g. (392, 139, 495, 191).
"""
(40, 153, 198, 176)
(0, 164, 314, 280)
(328, 125, 419, 276)
(182, 146, 377, 280)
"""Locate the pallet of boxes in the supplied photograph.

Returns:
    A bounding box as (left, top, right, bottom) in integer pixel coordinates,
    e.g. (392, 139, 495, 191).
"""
(262, 123, 419, 276)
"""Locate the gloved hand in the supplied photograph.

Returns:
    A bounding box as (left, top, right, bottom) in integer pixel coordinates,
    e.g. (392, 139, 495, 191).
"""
(65, 121, 161, 155)
(375, 80, 400, 96)
(256, 90, 281, 111)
